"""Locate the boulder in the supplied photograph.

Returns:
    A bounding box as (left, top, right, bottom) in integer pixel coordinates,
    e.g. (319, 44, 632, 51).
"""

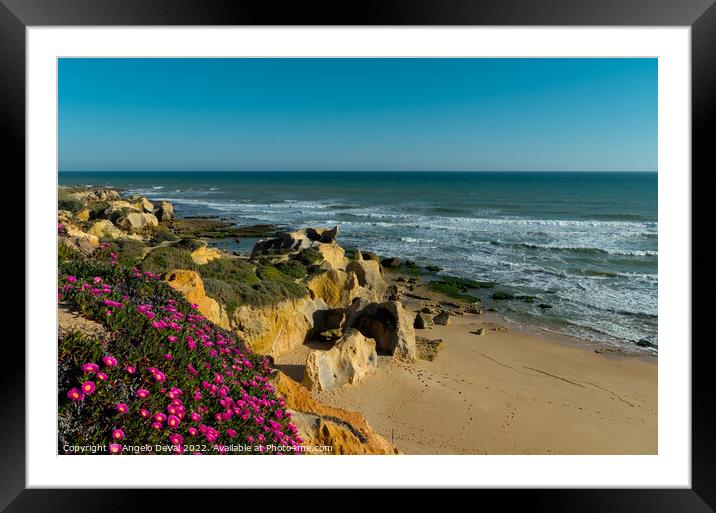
(117, 212, 159, 234)
(344, 300, 417, 361)
(433, 310, 450, 326)
(380, 257, 400, 268)
(163, 269, 230, 329)
(130, 196, 154, 213)
(57, 210, 73, 225)
(63, 223, 99, 247)
(190, 245, 222, 265)
(470, 328, 486, 336)
(302, 329, 377, 391)
(87, 219, 127, 240)
(346, 259, 387, 298)
(103, 200, 142, 221)
(58, 235, 97, 256)
(413, 312, 432, 329)
(315, 243, 349, 270)
(154, 201, 175, 221)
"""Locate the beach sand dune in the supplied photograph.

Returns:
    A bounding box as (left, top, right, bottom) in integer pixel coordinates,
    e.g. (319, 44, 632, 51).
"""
(281, 312, 657, 455)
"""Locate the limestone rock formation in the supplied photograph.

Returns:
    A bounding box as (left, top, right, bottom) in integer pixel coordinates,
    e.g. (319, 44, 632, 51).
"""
(87, 219, 133, 241)
(154, 201, 175, 221)
(413, 311, 432, 329)
(302, 329, 377, 391)
(190, 245, 222, 265)
(433, 310, 450, 326)
(346, 259, 387, 297)
(344, 300, 417, 361)
(117, 212, 159, 234)
(252, 226, 348, 269)
(163, 269, 230, 329)
(63, 187, 120, 203)
(272, 371, 398, 455)
(231, 297, 330, 356)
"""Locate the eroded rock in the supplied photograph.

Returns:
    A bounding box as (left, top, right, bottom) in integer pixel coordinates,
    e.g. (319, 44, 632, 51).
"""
(302, 329, 377, 391)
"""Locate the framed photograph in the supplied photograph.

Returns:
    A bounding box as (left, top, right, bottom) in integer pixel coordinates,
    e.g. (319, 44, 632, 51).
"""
(3, 0, 713, 510)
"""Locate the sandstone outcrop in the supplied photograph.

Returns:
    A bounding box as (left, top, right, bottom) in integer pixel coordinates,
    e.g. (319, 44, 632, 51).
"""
(413, 311, 432, 329)
(231, 297, 329, 356)
(154, 201, 175, 221)
(62, 187, 120, 203)
(87, 219, 134, 241)
(252, 226, 348, 269)
(272, 371, 398, 455)
(117, 212, 159, 234)
(344, 300, 417, 361)
(302, 329, 377, 391)
(433, 310, 450, 326)
(190, 245, 222, 265)
(163, 269, 230, 329)
(346, 259, 386, 297)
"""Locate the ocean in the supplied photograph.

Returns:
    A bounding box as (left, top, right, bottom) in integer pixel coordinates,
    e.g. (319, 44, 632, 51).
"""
(59, 171, 658, 350)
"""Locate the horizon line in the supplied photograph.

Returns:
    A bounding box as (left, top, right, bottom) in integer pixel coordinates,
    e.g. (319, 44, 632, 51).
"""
(59, 169, 658, 173)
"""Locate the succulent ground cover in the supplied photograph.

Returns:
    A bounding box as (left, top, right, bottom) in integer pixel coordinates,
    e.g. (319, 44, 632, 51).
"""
(57, 239, 302, 455)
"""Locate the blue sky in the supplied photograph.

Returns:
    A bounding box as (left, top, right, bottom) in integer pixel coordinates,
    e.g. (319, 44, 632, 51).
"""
(58, 58, 657, 172)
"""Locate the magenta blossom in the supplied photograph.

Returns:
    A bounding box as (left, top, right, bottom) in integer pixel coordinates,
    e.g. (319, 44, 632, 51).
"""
(67, 388, 84, 401)
(167, 415, 180, 428)
(125, 365, 136, 374)
(96, 371, 108, 381)
(137, 389, 150, 398)
(112, 429, 125, 440)
(81, 381, 96, 395)
(169, 433, 183, 445)
(102, 355, 117, 367)
(81, 363, 99, 374)
(116, 403, 129, 413)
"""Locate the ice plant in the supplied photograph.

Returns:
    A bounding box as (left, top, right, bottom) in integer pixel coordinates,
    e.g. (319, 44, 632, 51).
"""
(81, 381, 96, 395)
(112, 429, 125, 440)
(67, 388, 84, 401)
(102, 355, 118, 367)
(81, 363, 99, 374)
(137, 389, 150, 399)
(116, 403, 129, 414)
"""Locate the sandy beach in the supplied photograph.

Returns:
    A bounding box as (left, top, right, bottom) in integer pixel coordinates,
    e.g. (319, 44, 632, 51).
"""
(276, 284, 658, 455)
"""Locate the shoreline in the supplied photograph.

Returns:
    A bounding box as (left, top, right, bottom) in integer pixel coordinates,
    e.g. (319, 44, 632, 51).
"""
(274, 273, 657, 455)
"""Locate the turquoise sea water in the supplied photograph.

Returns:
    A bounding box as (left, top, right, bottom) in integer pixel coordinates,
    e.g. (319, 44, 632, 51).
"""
(59, 171, 658, 350)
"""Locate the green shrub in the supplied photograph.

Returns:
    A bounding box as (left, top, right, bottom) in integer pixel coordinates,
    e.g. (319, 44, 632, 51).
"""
(290, 248, 322, 266)
(201, 258, 260, 286)
(102, 239, 148, 267)
(273, 260, 308, 279)
(149, 226, 179, 245)
(140, 246, 195, 275)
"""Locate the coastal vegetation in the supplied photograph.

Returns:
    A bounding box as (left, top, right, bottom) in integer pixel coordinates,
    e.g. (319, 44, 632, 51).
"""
(58, 242, 302, 455)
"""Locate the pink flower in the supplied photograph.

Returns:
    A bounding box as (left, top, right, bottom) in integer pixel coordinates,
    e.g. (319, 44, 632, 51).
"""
(167, 415, 180, 428)
(164, 354, 173, 361)
(81, 381, 96, 395)
(93, 276, 103, 284)
(81, 363, 99, 374)
(139, 408, 149, 418)
(97, 372, 108, 381)
(169, 433, 183, 445)
(137, 389, 150, 398)
(125, 365, 136, 374)
(112, 429, 125, 440)
(67, 388, 84, 401)
(102, 355, 117, 367)
(190, 412, 201, 422)
(109, 443, 123, 454)
(151, 421, 163, 430)
(188, 427, 198, 436)
(154, 413, 167, 423)
(66, 275, 77, 282)
(167, 336, 177, 343)
(226, 428, 237, 438)
(116, 403, 128, 413)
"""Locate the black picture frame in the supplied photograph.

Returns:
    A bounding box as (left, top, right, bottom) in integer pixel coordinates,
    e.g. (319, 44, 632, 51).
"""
(2, 1, 713, 511)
